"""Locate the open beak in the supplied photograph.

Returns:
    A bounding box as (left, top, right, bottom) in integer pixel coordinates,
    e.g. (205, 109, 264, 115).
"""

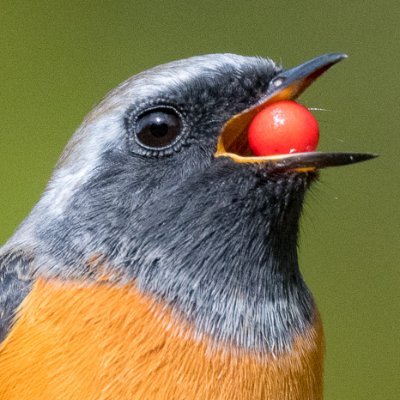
(215, 53, 377, 171)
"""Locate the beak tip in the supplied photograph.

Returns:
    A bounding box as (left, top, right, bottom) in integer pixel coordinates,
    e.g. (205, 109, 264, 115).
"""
(339, 152, 379, 166)
(361, 153, 379, 160)
(325, 52, 349, 66)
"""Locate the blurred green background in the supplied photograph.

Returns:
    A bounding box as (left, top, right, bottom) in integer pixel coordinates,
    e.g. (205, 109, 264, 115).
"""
(1, 1, 399, 398)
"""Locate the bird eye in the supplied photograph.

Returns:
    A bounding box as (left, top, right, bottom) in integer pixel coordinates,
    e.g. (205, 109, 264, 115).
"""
(135, 108, 182, 149)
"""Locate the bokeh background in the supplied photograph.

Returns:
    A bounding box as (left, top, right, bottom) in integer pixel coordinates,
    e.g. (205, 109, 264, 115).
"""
(1, 1, 399, 398)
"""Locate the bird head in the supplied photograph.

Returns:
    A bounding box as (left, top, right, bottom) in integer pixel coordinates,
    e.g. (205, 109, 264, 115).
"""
(10, 53, 375, 352)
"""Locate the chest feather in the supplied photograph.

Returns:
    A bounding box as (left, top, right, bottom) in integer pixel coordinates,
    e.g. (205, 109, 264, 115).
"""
(0, 278, 324, 400)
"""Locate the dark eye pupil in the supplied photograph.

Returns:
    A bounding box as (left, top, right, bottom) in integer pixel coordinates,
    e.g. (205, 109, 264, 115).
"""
(135, 108, 181, 149)
(150, 122, 169, 138)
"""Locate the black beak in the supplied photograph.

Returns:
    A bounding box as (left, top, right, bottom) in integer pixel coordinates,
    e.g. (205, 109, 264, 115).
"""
(215, 53, 377, 170)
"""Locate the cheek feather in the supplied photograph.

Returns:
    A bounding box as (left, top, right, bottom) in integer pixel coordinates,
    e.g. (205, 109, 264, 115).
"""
(41, 113, 124, 218)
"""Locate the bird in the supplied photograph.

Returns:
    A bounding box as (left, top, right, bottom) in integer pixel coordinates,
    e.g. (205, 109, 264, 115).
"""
(0, 53, 375, 400)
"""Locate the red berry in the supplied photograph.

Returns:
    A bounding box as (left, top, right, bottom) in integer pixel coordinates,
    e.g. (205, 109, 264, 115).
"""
(247, 100, 319, 156)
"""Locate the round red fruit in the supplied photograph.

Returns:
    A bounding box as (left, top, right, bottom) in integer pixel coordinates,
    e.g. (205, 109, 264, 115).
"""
(247, 100, 319, 156)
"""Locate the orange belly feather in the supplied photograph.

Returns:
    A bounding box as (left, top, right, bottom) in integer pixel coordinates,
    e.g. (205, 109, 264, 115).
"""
(0, 278, 324, 399)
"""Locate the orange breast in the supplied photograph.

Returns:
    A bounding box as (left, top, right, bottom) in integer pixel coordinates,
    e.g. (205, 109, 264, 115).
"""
(0, 278, 324, 400)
